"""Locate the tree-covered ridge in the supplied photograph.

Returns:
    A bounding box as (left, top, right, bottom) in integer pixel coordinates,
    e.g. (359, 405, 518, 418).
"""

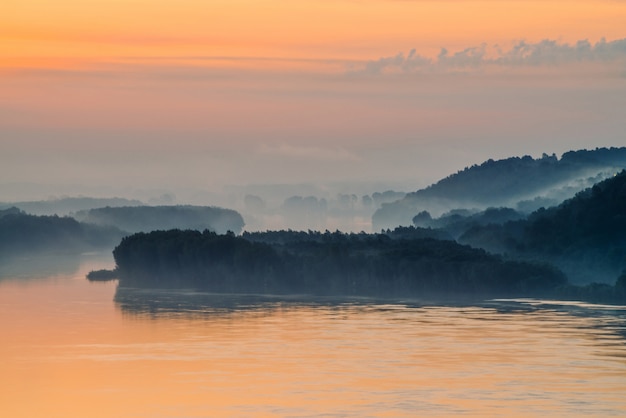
(0, 208, 124, 257)
(0, 196, 143, 216)
(75, 205, 245, 235)
(459, 170, 626, 283)
(416, 148, 626, 202)
(412, 207, 525, 240)
(373, 147, 626, 230)
(113, 229, 567, 299)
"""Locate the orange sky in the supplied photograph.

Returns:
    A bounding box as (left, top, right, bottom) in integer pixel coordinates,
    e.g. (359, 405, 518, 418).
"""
(1, 0, 626, 197)
(3, 0, 626, 69)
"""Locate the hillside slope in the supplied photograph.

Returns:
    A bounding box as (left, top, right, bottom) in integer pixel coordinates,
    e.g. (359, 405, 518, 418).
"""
(460, 170, 626, 283)
(373, 147, 626, 230)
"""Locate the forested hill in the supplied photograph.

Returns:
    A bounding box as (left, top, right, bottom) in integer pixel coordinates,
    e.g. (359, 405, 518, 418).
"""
(373, 147, 626, 230)
(0, 208, 124, 256)
(459, 170, 626, 284)
(112, 229, 567, 299)
(0, 196, 143, 216)
(75, 205, 245, 235)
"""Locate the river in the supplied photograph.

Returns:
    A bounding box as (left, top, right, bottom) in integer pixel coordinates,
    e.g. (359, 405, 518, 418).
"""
(1, 253, 625, 417)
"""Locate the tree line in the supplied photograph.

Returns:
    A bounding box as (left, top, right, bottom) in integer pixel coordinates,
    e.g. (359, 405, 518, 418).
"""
(112, 229, 569, 299)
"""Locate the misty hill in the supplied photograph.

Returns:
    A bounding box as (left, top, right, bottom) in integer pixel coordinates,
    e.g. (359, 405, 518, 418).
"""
(75, 205, 245, 235)
(412, 207, 526, 239)
(112, 229, 567, 299)
(459, 171, 626, 284)
(373, 147, 626, 230)
(0, 208, 124, 257)
(0, 196, 143, 216)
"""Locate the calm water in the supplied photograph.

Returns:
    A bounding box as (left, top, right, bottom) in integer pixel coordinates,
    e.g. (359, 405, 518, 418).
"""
(1, 254, 626, 417)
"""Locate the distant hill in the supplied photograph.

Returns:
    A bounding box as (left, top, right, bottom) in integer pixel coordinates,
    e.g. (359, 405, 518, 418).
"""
(459, 170, 626, 284)
(74, 205, 245, 235)
(373, 147, 626, 230)
(412, 207, 526, 240)
(0, 208, 125, 257)
(0, 197, 143, 216)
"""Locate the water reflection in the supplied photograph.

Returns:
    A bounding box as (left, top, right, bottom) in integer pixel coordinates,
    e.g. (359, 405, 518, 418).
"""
(115, 288, 626, 365)
(3, 270, 626, 417)
(115, 286, 626, 325)
(494, 299, 626, 341)
(114, 287, 422, 319)
(108, 288, 626, 416)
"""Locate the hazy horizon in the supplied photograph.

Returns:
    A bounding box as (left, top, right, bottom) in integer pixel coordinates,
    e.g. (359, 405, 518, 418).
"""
(2, 0, 626, 205)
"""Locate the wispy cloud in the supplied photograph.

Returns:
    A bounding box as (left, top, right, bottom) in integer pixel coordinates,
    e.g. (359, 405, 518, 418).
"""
(355, 38, 626, 75)
(6, 38, 625, 81)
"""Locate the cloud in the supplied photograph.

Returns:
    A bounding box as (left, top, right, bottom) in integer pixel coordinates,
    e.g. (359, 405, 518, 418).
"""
(494, 38, 626, 66)
(363, 48, 431, 74)
(356, 37, 626, 75)
(438, 44, 487, 69)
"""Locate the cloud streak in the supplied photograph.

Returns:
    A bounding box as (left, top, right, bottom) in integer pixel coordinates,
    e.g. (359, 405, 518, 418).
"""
(357, 38, 626, 75)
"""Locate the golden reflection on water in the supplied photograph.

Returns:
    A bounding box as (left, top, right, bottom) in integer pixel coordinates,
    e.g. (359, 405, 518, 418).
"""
(1, 262, 626, 417)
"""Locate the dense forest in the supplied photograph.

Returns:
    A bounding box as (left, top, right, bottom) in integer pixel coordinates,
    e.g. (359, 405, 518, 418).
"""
(458, 170, 626, 283)
(112, 228, 570, 299)
(0, 208, 125, 257)
(75, 205, 245, 235)
(373, 147, 626, 230)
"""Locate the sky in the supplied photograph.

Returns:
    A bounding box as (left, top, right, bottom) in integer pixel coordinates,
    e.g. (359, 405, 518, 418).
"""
(2, 0, 626, 201)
